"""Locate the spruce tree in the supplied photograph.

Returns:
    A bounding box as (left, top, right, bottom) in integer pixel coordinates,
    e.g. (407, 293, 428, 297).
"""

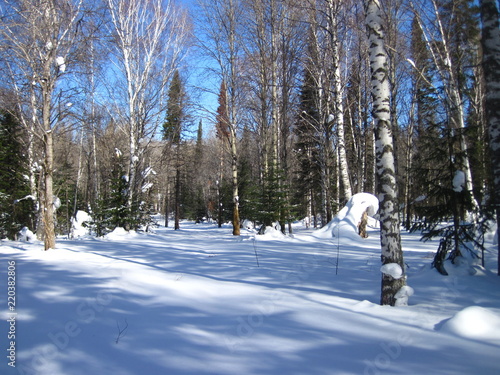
(409, 2, 487, 274)
(293, 68, 322, 227)
(163, 70, 185, 144)
(88, 151, 129, 236)
(163, 70, 188, 230)
(0, 111, 33, 239)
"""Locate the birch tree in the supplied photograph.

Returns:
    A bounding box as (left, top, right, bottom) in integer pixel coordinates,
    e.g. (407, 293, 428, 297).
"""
(302, 3, 335, 224)
(197, 0, 243, 235)
(410, 0, 480, 213)
(479, 0, 500, 275)
(1, 0, 86, 250)
(365, 0, 406, 306)
(107, 0, 189, 218)
(325, 0, 352, 204)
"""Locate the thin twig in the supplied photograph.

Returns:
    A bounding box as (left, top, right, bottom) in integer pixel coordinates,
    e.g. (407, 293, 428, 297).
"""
(252, 235, 260, 267)
(115, 319, 128, 344)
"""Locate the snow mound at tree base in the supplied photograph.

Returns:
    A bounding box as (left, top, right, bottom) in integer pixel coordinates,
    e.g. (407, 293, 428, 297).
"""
(313, 193, 379, 241)
(441, 306, 500, 342)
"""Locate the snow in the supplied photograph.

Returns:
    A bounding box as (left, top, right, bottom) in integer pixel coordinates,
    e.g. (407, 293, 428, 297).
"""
(70, 211, 91, 239)
(453, 170, 466, 192)
(55, 56, 66, 73)
(406, 58, 416, 69)
(142, 167, 156, 178)
(259, 224, 286, 240)
(441, 306, 500, 342)
(141, 182, 153, 192)
(394, 285, 414, 307)
(17, 226, 35, 242)
(380, 263, 403, 279)
(53, 196, 61, 210)
(414, 195, 427, 203)
(103, 226, 138, 241)
(315, 192, 379, 240)
(13, 195, 36, 204)
(241, 219, 254, 230)
(1, 209, 500, 374)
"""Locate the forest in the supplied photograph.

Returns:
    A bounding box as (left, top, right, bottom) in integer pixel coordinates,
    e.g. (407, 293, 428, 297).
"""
(0, 0, 499, 278)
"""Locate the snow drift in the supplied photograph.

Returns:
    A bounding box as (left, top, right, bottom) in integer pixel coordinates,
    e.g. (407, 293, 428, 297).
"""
(314, 193, 379, 240)
(1, 220, 500, 375)
(441, 306, 500, 342)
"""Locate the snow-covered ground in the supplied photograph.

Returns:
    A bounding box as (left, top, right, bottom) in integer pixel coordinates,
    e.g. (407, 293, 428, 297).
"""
(1, 217, 499, 375)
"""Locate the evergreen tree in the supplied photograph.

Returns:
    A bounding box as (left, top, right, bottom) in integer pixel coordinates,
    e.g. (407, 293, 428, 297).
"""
(191, 119, 207, 222)
(108, 154, 131, 230)
(88, 151, 129, 236)
(215, 80, 241, 232)
(256, 166, 291, 230)
(237, 125, 259, 225)
(163, 70, 186, 143)
(0, 111, 34, 239)
(293, 68, 322, 227)
(195, 119, 203, 162)
(409, 14, 441, 224)
(409, 3, 487, 274)
(163, 70, 188, 230)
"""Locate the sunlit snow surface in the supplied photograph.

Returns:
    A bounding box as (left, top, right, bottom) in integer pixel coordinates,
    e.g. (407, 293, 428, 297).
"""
(1, 217, 499, 375)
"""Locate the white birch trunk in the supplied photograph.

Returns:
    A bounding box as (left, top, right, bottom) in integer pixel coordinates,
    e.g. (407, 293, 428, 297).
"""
(328, 0, 352, 203)
(365, 0, 406, 306)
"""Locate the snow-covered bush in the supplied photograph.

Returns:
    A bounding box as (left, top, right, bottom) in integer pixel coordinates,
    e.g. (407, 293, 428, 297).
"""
(18, 226, 35, 242)
(71, 211, 91, 239)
